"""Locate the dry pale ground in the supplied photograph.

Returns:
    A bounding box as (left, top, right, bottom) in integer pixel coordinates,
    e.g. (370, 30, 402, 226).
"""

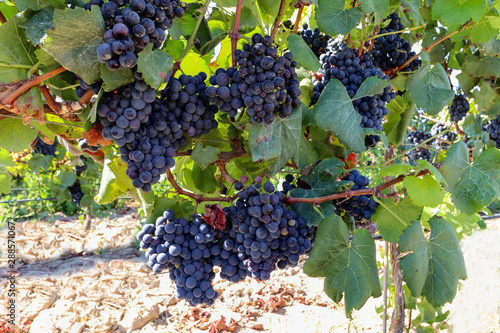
(0, 209, 498, 333)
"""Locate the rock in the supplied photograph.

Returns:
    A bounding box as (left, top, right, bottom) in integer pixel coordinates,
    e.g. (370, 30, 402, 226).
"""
(68, 322, 86, 333)
(29, 308, 59, 333)
(21, 294, 57, 321)
(118, 300, 160, 331)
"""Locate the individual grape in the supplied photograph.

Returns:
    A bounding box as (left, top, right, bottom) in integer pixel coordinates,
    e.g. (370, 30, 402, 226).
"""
(449, 94, 469, 122)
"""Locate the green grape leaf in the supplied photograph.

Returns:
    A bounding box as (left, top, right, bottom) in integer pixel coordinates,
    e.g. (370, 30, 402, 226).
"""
(313, 79, 366, 153)
(96, 155, 133, 204)
(301, 157, 346, 195)
(401, 0, 424, 24)
(463, 16, 499, 44)
(14, 0, 65, 11)
(289, 188, 336, 227)
(298, 134, 319, 169)
(20, 8, 54, 46)
(398, 218, 467, 307)
(0, 118, 38, 152)
(462, 55, 500, 79)
(416, 159, 447, 186)
(403, 175, 444, 207)
(192, 164, 218, 193)
(255, 0, 280, 25)
(384, 95, 415, 145)
(43, 6, 105, 84)
(0, 168, 12, 195)
(473, 80, 497, 111)
(0, 16, 40, 111)
(169, 3, 211, 46)
(180, 51, 211, 76)
(372, 196, 422, 243)
(191, 142, 220, 169)
(315, 0, 363, 35)
(477, 34, 500, 56)
(303, 215, 381, 315)
(286, 33, 321, 72)
(144, 195, 196, 225)
(456, 73, 479, 95)
(352, 76, 389, 100)
(379, 163, 413, 178)
(432, 0, 486, 26)
(442, 142, 500, 214)
(0, 2, 19, 20)
(0, 148, 15, 168)
(248, 104, 302, 163)
(358, 0, 390, 18)
(137, 44, 173, 89)
(101, 65, 135, 92)
(406, 61, 454, 115)
(200, 33, 228, 55)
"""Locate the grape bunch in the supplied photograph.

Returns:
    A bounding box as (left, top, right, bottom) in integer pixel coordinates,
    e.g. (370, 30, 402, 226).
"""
(33, 136, 58, 156)
(336, 170, 378, 223)
(206, 33, 301, 124)
(75, 78, 102, 98)
(75, 156, 88, 177)
(162, 73, 219, 139)
(136, 210, 220, 306)
(312, 45, 396, 147)
(449, 94, 469, 122)
(370, 12, 422, 72)
(99, 72, 180, 192)
(222, 178, 315, 281)
(430, 123, 457, 149)
(282, 173, 296, 194)
(484, 115, 500, 149)
(92, 0, 188, 71)
(68, 180, 84, 206)
(300, 24, 332, 57)
(77, 138, 100, 153)
(406, 131, 433, 161)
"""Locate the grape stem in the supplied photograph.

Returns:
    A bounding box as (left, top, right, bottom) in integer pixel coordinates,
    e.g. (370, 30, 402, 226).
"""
(216, 161, 238, 184)
(292, 6, 304, 34)
(172, 0, 211, 74)
(282, 169, 431, 205)
(0, 66, 67, 106)
(366, 25, 425, 41)
(166, 168, 237, 203)
(230, 0, 244, 67)
(270, 0, 289, 38)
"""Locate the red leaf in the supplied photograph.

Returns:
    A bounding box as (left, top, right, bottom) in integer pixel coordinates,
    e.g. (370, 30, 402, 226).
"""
(202, 204, 226, 231)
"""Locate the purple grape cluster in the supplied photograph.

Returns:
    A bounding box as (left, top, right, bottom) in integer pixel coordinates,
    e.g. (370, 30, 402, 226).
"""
(205, 33, 301, 124)
(336, 170, 378, 223)
(370, 12, 422, 72)
(162, 73, 219, 139)
(75, 78, 102, 98)
(89, 0, 188, 71)
(449, 94, 470, 122)
(300, 23, 332, 58)
(312, 45, 396, 147)
(430, 123, 457, 150)
(33, 136, 58, 156)
(406, 131, 433, 161)
(484, 115, 500, 149)
(68, 180, 84, 206)
(137, 210, 221, 306)
(99, 71, 180, 192)
(222, 178, 315, 281)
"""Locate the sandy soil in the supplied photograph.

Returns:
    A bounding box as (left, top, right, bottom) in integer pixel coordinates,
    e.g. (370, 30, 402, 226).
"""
(0, 210, 499, 333)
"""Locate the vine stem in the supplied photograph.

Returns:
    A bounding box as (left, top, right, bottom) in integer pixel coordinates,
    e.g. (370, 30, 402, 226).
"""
(270, 0, 288, 39)
(39, 85, 59, 113)
(0, 10, 6, 24)
(172, 0, 211, 73)
(216, 161, 238, 184)
(397, 27, 464, 72)
(382, 240, 389, 333)
(420, 114, 448, 125)
(292, 6, 303, 33)
(282, 169, 431, 205)
(1, 66, 67, 105)
(166, 169, 237, 203)
(231, 0, 243, 67)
